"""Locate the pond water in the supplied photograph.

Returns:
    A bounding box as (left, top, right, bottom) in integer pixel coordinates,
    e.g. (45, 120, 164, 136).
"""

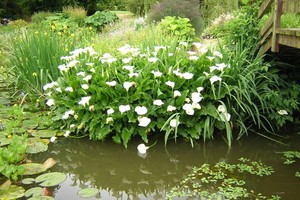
(28, 131, 300, 200)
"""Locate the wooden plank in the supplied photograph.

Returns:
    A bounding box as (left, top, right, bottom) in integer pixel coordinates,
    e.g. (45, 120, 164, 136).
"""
(271, 0, 283, 52)
(259, 14, 273, 37)
(260, 28, 273, 45)
(277, 28, 300, 36)
(278, 34, 300, 48)
(258, 0, 274, 19)
(259, 38, 272, 55)
(282, 0, 300, 13)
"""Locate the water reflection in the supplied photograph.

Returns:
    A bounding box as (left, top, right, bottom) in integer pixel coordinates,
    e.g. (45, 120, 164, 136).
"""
(29, 132, 300, 199)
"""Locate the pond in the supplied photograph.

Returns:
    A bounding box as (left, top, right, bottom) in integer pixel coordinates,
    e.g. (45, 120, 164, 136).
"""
(28, 131, 300, 199)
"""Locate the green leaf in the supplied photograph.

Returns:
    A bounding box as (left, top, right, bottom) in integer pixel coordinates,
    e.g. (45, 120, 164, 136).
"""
(24, 187, 43, 198)
(28, 196, 54, 200)
(22, 119, 39, 130)
(22, 178, 36, 185)
(0, 137, 11, 146)
(77, 188, 99, 198)
(121, 127, 134, 148)
(26, 138, 48, 154)
(0, 185, 25, 199)
(21, 163, 47, 175)
(31, 130, 57, 138)
(36, 172, 67, 187)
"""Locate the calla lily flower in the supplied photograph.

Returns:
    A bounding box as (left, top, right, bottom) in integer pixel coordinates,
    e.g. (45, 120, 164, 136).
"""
(138, 116, 151, 127)
(46, 99, 55, 107)
(119, 105, 130, 113)
(78, 96, 91, 107)
(153, 100, 164, 106)
(210, 75, 222, 84)
(137, 143, 149, 154)
(135, 106, 148, 115)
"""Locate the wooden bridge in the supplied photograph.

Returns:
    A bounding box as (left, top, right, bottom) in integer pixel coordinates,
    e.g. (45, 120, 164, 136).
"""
(258, 0, 300, 55)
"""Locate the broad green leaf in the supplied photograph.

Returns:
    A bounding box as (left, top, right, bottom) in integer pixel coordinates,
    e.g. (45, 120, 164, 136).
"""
(22, 178, 36, 185)
(22, 119, 38, 130)
(28, 196, 54, 200)
(26, 138, 48, 154)
(31, 130, 57, 138)
(24, 187, 43, 198)
(21, 163, 47, 175)
(36, 172, 67, 187)
(77, 188, 99, 198)
(0, 137, 11, 146)
(0, 185, 25, 199)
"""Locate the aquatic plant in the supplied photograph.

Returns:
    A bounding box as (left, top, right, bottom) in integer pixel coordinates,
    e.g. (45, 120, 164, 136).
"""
(43, 42, 235, 147)
(0, 134, 27, 181)
(281, 150, 300, 178)
(43, 32, 281, 147)
(166, 158, 279, 199)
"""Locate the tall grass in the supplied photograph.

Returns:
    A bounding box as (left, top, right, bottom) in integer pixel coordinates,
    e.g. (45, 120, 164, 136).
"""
(9, 27, 96, 97)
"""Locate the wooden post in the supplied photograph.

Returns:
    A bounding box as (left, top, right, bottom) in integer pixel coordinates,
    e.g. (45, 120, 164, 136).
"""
(272, 0, 283, 52)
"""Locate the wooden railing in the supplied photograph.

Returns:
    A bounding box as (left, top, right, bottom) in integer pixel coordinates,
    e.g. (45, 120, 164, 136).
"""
(258, 0, 300, 54)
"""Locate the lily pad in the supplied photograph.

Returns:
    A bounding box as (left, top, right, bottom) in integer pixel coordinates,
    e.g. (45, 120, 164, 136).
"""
(36, 172, 67, 187)
(28, 196, 54, 200)
(0, 185, 25, 199)
(22, 119, 39, 130)
(24, 187, 43, 198)
(22, 178, 36, 185)
(21, 163, 48, 175)
(31, 130, 57, 138)
(27, 138, 48, 154)
(21, 158, 56, 175)
(0, 137, 11, 146)
(77, 188, 99, 198)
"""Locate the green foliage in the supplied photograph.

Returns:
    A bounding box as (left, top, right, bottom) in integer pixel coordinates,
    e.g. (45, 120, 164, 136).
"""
(9, 19, 28, 29)
(281, 151, 300, 165)
(166, 158, 277, 199)
(44, 42, 236, 147)
(148, 0, 203, 34)
(84, 11, 118, 31)
(0, 134, 27, 181)
(8, 23, 96, 98)
(200, 0, 239, 26)
(30, 11, 53, 24)
(281, 150, 300, 178)
(202, 12, 235, 38)
(222, 4, 261, 57)
(263, 82, 300, 128)
(159, 16, 195, 43)
(281, 13, 300, 28)
(126, 0, 156, 16)
(62, 6, 87, 26)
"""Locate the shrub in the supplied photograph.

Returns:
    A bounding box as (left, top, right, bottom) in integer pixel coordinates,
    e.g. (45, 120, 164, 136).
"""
(200, 0, 238, 27)
(126, 0, 157, 16)
(202, 13, 235, 38)
(159, 16, 195, 43)
(9, 19, 28, 29)
(147, 0, 203, 34)
(62, 6, 87, 26)
(31, 11, 53, 24)
(84, 11, 119, 31)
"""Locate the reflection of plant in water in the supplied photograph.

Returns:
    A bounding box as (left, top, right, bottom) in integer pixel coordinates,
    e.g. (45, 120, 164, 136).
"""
(37, 138, 206, 198)
(281, 151, 300, 178)
(167, 158, 280, 199)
